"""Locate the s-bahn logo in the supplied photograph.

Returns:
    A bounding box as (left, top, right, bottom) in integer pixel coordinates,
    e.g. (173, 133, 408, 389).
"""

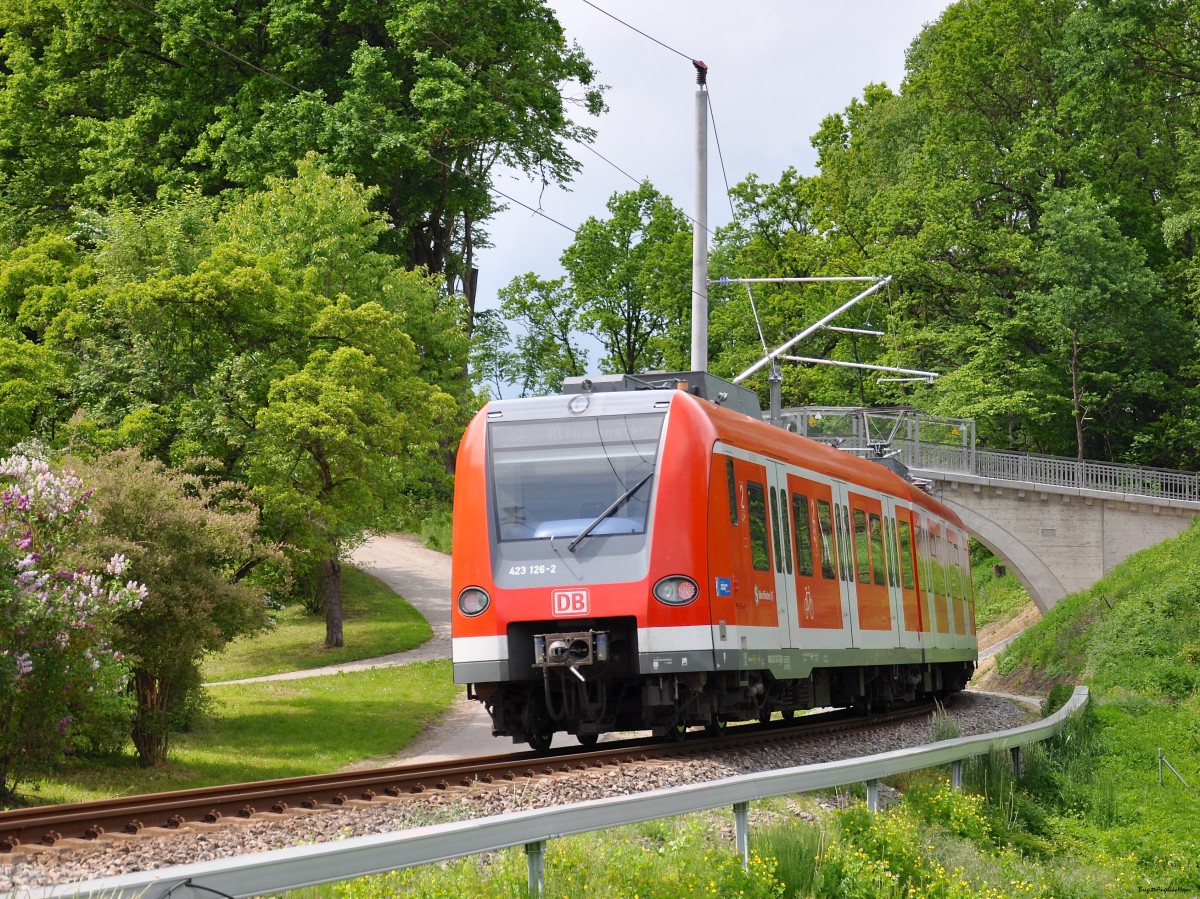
(552, 588, 590, 617)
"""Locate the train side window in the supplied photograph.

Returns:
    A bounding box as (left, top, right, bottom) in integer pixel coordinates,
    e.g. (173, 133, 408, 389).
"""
(915, 525, 928, 591)
(852, 509, 871, 583)
(777, 488, 793, 574)
(841, 505, 855, 583)
(726, 457, 738, 526)
(792, 494, 814, 577)
(897, 520, 916, 590)
(868, 513, 886, 585)
(769, 487, 784, 573)
(884, 518, 898, 588)
(746, 481, 771, 572)
(815, 500, 836, 580)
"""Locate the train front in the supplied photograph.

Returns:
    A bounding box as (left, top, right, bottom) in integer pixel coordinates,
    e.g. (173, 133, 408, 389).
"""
(450, 388, 712, 750)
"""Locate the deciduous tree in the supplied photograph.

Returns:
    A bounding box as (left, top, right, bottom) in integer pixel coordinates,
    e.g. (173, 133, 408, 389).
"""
(74, 449, 270, 767)
(496, 274, 588, 396)
(249, 300, 453, 647)
(561, 182, 690, 374)
(0, 0, 603, 296)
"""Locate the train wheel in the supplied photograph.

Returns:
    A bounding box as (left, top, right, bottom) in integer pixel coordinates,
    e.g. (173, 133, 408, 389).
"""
(577, 733, 599, 747)
(528, 728, 554, 752)
(705, 718, 726, 737)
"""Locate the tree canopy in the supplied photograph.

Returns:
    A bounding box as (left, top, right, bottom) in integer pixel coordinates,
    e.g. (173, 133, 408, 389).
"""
(0, 0, 603, 298)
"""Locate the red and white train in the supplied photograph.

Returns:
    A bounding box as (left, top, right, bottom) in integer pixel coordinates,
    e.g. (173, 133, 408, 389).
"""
(450, 373, 977, 750)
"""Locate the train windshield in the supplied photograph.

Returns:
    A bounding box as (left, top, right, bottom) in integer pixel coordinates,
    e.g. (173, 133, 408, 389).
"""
(489, 413, 665, 542)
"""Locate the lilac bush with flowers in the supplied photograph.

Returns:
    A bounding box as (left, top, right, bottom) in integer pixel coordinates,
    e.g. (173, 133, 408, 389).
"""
(0, 454, 146, 802)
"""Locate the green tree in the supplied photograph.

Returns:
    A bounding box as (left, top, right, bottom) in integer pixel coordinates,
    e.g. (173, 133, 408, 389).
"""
(709, 163, 904, 406)
(496, 273, 588, 396)
(1022, 190, 1183, 460)
(0, 336, 63, 450)
(30, 158, 462, 646)
(0, 0, 603, 296)
(468, 307, 513, 399)
(74, 449, 269, 767)
(561, 182, 691, 374)
(250, 300, 453, 647)
(770, 0, 1200, 460)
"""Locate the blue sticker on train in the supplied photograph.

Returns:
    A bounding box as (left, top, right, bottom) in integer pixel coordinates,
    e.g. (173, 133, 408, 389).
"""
(715, 577, 732, 597)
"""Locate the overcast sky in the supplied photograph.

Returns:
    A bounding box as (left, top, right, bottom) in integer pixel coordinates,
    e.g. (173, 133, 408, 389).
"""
(475, 1, 954, 359)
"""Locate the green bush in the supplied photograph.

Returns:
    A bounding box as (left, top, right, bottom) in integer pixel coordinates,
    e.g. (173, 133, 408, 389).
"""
(337, 816, 786, 898)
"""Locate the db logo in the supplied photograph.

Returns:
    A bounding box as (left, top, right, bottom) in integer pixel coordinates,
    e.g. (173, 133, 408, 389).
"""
(552, 588, 590, 617)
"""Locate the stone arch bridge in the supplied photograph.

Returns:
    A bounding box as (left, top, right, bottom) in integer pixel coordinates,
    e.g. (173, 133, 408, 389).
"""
(781, 408, 1200, 613)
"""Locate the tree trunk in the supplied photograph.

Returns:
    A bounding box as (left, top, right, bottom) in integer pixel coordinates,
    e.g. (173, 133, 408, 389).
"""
(324, 556, 344, 648)
(1070, 332, 1086, 460)
(130, 669, 170, 767)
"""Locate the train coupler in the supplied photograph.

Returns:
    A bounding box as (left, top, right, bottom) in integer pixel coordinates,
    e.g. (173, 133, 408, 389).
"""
(533, 630, 609, 676)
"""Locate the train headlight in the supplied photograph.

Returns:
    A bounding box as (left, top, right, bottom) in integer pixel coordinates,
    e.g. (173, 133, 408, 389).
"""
(458, 586, 490, 617)
(652, 575, 699, 606)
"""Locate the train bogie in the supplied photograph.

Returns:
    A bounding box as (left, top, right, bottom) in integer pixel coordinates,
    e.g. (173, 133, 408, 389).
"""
(451, 378, 977, 750)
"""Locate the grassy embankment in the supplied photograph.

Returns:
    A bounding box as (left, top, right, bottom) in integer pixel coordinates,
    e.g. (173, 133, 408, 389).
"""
(18, 565, 458, 807)
(339, 536, 1200, 897)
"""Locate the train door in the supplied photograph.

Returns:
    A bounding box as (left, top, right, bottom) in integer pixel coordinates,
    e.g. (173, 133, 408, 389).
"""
(724, 455, 782, 649)
(893, 507, 925, 648)
(880, 497, 909, 649)
(947, 528, 975, 649)
(786, 475, 847, 648)
(924, 517, 951, 652)
(830, 480, 860, 648)
(912, 511, 943, 654)
(847, 490, 893, 651)
(765, 461, 800, 656)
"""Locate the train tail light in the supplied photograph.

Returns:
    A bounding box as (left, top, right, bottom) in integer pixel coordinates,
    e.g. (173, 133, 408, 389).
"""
(653, 575, 700, 606)
(457, 586, 490, 617)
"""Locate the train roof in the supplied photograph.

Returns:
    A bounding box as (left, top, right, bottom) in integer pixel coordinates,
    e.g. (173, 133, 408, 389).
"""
(679, 391, 962, 524)
(476, 385, 963, 528)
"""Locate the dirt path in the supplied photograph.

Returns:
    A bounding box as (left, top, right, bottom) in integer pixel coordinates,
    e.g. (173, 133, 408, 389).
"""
(212, 534, 451, 685)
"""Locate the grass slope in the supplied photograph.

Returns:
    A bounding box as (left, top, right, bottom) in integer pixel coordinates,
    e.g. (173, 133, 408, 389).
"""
(994, 520, 1200, 697)
(984, 519, 1200, 892)
(203, 566, 433, 682)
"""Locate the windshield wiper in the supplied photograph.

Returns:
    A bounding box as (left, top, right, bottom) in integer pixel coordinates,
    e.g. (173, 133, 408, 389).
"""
(567, 470, 655, 554)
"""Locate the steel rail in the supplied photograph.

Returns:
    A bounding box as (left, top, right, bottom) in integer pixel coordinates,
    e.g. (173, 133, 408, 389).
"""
(0, 702, 934, 852)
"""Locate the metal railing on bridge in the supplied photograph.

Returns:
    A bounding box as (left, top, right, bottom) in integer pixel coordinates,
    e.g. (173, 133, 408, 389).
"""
(779, 407, 1200, 505)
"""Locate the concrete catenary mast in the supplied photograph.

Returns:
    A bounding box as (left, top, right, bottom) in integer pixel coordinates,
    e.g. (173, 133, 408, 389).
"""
(690, 60, 709, 373)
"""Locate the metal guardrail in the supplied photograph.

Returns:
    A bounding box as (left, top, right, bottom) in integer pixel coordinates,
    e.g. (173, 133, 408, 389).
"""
(33, 687, 1090, 899)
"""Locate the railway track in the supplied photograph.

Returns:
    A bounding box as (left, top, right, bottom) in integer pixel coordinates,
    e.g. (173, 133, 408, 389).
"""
(0, 701, 939, 854)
